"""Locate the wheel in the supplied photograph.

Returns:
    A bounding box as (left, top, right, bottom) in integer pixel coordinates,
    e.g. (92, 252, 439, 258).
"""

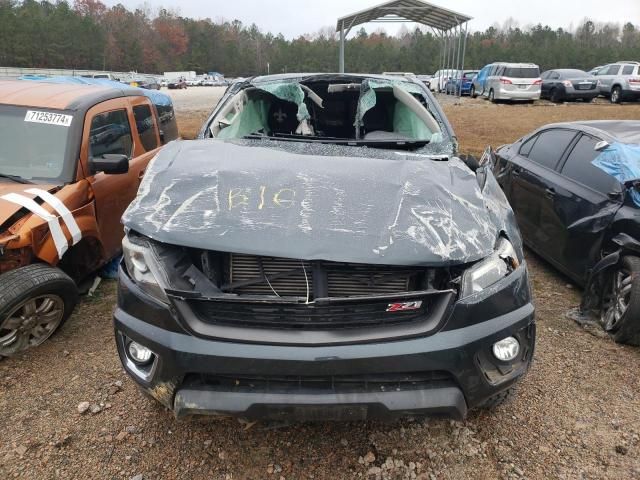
(470, 85, 477, 98)
(479, 386, 517, 409)
(0, 264, 78, 356)
(550, 88, 562, 103)
(600, 256, 640, 345)
(488, 89, 496, 103)
(610, 86, 622, 104)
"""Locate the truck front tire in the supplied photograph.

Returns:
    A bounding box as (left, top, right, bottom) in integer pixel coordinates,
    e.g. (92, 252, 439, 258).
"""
(0, 264, 78, 356)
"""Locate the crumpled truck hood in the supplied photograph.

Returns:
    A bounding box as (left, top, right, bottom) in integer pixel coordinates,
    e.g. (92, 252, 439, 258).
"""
(123, 140, 506, 266)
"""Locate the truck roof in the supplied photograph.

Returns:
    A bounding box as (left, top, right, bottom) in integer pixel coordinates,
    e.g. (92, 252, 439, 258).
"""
(0, 80, 147, 111)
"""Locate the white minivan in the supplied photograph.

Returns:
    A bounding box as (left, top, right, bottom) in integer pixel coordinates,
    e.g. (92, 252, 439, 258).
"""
(484, 63, 541, 102)
(430, 69, 456, 93)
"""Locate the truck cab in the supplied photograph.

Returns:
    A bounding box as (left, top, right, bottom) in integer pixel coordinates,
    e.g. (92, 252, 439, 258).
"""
(0, 79, 178, 356)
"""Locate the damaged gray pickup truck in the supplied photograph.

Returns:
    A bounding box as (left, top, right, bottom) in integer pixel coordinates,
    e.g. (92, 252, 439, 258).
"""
(113, 74, 535, 420)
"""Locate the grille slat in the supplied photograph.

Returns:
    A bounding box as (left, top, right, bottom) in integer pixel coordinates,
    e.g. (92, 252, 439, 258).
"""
(190, 252, 449, 330)
(229, 254, 313, 297)
(228, 253, 415, 298)
(190, 297, 430, 330)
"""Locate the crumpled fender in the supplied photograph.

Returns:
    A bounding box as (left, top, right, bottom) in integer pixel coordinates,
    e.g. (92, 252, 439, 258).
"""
(4, 201, 102, 266)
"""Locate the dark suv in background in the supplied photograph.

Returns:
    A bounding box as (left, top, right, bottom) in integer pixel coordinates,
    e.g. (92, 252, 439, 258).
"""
(113, 73, 535, 421)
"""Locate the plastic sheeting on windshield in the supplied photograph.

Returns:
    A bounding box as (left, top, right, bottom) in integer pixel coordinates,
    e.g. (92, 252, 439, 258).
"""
(592, 142, 640, 206)
(256, 82, 310, 121)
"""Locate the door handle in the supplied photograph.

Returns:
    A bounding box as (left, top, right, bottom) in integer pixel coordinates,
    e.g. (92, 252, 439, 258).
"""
(544, 187, 556, 198)
(512, 168, 521, 177)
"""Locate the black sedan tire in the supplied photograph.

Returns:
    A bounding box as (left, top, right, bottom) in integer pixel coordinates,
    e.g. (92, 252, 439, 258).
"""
(550, 88, 563, 103)
(0, 264, 78, 356)
(601, 256, 640, 346)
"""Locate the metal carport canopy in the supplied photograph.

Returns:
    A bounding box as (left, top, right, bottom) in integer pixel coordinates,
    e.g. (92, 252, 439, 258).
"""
(336, 0, 472, 74)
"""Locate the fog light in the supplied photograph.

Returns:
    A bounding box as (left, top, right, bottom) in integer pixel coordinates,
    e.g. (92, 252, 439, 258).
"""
(127, 341, 153, 365)
(492, 337, 520, 362)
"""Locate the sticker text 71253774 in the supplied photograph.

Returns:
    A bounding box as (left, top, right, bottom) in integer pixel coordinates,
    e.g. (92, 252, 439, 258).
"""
(24, 110, 73, 127)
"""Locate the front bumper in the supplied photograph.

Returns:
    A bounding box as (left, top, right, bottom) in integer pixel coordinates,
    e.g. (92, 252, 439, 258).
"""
(114, 265, 535, 420)
(564, 88, 599, 99)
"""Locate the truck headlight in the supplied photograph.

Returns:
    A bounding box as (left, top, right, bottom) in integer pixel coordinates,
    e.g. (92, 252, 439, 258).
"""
(461, 238, 520, 298)
(122, 235, 169, 303)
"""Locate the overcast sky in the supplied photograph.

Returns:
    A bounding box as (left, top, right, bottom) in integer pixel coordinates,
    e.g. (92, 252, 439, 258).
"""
(103, 0, 639, 38)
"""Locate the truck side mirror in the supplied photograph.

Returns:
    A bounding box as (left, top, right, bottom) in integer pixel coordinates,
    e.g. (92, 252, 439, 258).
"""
(89, 154, 129, 175)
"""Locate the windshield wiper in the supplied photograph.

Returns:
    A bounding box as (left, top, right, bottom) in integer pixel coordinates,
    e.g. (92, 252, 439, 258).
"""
(243, 134, 430, 150)
(0, 173, 33, 184)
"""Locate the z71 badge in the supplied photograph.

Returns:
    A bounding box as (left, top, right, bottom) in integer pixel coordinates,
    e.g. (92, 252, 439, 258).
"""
(386, 301, 423, 312)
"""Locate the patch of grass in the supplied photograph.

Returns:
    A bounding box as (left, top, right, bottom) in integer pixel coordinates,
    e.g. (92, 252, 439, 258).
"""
(443, 101, 640, 156)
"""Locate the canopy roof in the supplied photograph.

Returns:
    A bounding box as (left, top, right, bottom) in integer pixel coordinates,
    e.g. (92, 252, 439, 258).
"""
(336, 0, 472, 33)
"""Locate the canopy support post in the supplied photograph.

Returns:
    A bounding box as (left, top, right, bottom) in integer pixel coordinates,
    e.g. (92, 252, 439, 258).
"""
(339, 20, 345, 73)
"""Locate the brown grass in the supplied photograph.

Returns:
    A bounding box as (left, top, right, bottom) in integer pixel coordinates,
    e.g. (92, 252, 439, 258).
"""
(443, 101, 640, 156)
(178, 110, 211, 139)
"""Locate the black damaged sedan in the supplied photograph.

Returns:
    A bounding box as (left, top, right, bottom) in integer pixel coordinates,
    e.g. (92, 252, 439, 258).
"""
(113, 73, 535, 421)
(494, 120, 640, 345)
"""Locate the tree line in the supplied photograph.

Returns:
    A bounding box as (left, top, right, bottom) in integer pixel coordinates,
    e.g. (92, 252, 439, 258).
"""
(0, 0, 638, 76)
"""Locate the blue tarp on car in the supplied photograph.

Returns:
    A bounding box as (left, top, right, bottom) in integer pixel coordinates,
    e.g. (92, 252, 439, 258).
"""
(18, 75, 173, 107)
(592, 142, 640, 207)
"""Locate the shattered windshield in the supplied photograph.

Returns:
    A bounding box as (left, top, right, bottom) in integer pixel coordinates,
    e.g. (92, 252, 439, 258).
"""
(0, 105, 74, 183)
(207, 76, 452, 153)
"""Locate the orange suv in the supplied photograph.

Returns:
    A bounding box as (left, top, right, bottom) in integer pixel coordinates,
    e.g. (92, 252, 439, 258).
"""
(0, 80, 178, 356)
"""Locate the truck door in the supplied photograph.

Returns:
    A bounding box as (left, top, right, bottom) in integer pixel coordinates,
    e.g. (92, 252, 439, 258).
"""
(80, 97, 160, 261)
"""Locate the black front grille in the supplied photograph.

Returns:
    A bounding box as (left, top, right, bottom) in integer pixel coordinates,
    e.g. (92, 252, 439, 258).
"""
(189, 294, 434, 330)
(183, 371, 454, 394)
(225, 254, 420, 299)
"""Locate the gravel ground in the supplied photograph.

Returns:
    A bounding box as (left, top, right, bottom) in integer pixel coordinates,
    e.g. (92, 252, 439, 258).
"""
(1, 89, 640, 480)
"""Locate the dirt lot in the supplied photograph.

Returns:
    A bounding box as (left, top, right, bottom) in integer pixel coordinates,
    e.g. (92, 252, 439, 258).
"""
(1, 88, 640, 480)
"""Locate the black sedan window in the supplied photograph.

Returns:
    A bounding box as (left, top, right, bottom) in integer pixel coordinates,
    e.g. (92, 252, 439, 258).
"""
(561, 135, 619, 195)
(519, 134, 538, 156)
(558, 69, 588, 78)
(527, 129, 577, 170)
